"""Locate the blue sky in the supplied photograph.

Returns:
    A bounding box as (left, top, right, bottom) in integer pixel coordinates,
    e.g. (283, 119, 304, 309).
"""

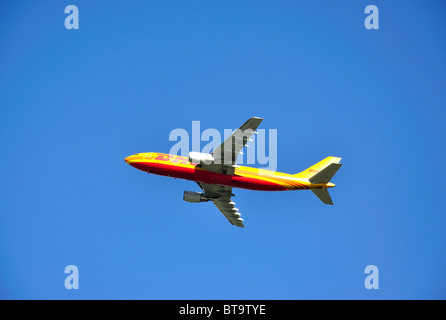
(1, 1, 445, 299)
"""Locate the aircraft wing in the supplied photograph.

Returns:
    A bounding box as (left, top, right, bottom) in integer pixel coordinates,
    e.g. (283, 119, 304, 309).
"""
(196, 182, 245, 228)
(201, 117, 263, 175)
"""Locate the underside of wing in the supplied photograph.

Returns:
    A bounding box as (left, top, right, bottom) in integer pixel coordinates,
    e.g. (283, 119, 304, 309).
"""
(196, 182, 245, 228)
(212, 197, 245, 228)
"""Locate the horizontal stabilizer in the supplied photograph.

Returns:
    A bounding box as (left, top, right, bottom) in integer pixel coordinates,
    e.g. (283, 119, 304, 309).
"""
(311, 189, 333, 205)
(309, 162, 342, 184)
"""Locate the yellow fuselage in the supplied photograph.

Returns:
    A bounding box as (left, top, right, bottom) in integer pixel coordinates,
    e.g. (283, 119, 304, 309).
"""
(125, 152, 334, 191)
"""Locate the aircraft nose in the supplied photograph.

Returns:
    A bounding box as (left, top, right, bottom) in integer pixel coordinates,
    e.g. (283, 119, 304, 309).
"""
(124, 156, 132, 164)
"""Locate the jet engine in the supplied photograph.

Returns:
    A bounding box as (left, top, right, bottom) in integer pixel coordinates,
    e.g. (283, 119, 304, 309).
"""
(183, 191, 210, 203)
(188, 152, 214, 165)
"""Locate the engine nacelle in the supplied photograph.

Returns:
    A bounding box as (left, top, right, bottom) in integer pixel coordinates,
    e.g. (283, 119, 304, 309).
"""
(188, 151, 214, 165)
(183, 191, 210, 203)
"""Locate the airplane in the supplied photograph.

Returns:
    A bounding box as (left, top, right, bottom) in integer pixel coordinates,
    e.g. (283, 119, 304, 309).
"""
(124, 117, 342, 228)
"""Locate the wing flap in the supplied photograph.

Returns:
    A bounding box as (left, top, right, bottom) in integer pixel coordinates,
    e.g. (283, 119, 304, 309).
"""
(212, 197, 245, 228)
(196, 182, 245, 227)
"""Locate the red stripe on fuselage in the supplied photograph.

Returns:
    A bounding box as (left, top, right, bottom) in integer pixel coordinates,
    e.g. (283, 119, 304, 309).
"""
(129, 161, 288, 191)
